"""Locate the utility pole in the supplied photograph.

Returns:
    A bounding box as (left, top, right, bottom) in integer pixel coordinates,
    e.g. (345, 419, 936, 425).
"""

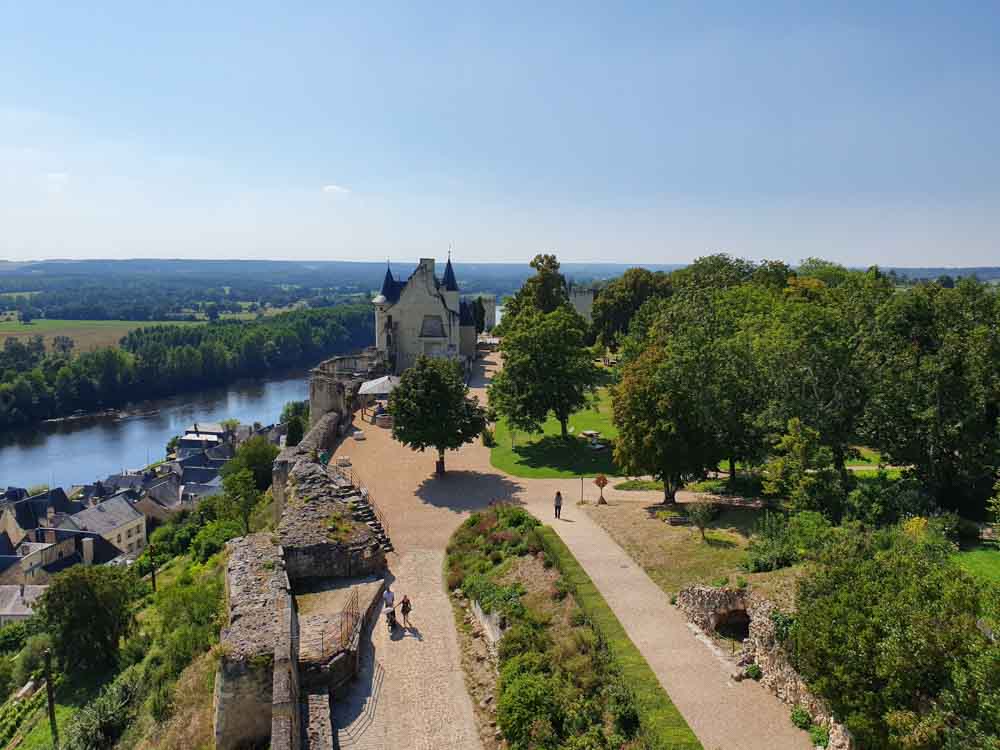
(44, 649, 58, 749)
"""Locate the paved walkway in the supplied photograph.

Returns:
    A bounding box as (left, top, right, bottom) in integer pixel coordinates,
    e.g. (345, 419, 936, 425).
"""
(330, 352, 810, 750)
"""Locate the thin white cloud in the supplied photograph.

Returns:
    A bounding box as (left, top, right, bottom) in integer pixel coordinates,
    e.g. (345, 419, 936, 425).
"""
(44, 171, 70, 193)
(322, 183, 350, 194)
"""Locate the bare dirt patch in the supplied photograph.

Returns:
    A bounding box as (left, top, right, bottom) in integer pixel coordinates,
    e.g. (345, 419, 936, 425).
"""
(583, 500, 800, 610)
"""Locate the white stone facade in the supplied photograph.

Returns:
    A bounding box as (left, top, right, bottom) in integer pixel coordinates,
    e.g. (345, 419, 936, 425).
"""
(373, 258, 477, 374)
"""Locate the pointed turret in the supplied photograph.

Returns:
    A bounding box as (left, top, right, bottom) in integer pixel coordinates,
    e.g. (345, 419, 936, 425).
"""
(379, 266, 396, 298)
(442, 254, 458, 291)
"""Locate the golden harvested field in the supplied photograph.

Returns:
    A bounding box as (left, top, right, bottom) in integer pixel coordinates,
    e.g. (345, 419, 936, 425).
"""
(0, 317, 199, 351)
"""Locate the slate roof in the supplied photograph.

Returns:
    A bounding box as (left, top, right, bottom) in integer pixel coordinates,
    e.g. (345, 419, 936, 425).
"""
(442, 256, 459, 291)
(6, 489, 83, 533)
(0, 532, 14, 556)
(2, 488, 27, 504)
(0, 585, 46, 618)
(64, 495, 143, 537)
(378, 267, 407, 304)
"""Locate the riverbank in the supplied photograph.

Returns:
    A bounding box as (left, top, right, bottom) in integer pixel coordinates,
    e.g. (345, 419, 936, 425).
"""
(0, 369, 308, 490)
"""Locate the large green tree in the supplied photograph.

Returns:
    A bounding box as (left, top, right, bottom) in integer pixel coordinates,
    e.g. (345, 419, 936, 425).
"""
(489, 307, 600, 439)
(35, 566, 139, 673)
(389, 355, 487, 474)
(612, 343, 720, 502)
(497, 254, 569, 331)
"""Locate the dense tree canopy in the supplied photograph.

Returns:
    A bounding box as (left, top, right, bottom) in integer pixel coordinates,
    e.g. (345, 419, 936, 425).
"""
(0, 305, 372, 429)
(609, 256, 1000, 518)
(591, 267, 672, 350)
(389, 355, 487, 474)
(793, 523, 1000, 749)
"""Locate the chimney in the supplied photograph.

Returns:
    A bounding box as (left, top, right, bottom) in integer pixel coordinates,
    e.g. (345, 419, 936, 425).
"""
(47, 505, 56, 523)
(419, 258, 435, 277)
(82, 537, 94, 565)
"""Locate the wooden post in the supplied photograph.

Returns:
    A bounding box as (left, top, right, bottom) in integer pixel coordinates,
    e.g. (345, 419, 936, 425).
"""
(44, 649, 58, 748)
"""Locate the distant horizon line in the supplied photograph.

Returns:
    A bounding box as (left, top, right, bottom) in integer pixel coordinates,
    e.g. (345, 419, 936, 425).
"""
(2, 257, 999, 273)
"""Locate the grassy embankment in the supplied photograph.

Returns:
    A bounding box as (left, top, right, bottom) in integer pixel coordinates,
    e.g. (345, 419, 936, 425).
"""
(536, 527, 702, 748)
(490, 388, 619, 478)
(446, 505, 701, 749)
(0, 318, 199, 351)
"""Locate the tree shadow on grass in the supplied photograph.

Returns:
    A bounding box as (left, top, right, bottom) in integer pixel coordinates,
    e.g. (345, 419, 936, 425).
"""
(508, 435, 618, 476)
(414, 471, 524, 512)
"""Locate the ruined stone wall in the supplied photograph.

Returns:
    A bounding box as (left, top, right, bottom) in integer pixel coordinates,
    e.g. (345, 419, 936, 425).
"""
(270, 581, 301, 750)
(214, 534, 284, 750)
(676, 585, 855, 750)
(278, 461, 385, 581)
(272, 412, 340, 522)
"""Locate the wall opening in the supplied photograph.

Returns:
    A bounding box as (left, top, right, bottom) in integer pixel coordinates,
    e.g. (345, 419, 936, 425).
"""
(714, 608, 750, 642)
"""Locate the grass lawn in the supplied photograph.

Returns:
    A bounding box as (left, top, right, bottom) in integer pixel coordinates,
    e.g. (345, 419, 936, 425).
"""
(490, 389, 619, 478)
(954, 544, 1000, 584)
(583, 501, 801, 609)
(0, 318, 199, 351)
(537, 526, 702, 749)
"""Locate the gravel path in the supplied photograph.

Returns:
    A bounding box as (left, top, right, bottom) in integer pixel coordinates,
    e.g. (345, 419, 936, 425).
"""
(329, 352, 810, 750)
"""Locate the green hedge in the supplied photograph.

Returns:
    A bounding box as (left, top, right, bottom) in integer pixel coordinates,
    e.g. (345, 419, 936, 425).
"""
(536, 526, 702, 750)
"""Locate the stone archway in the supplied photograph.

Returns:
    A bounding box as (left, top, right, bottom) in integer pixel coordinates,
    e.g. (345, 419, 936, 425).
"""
(713, 607, 751, 642)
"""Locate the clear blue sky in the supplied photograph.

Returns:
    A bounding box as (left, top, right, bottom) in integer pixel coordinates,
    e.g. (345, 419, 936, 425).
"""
(2, 1, 998, 266)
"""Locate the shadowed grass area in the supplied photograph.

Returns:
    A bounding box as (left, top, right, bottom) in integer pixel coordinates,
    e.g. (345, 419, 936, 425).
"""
(490, 389, 620, 478)
(537, 526, 703, 750)
(614, 478, 663, 491)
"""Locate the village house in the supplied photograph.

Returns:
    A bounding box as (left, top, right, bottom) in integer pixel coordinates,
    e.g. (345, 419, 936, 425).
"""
(0, 528, 121, 585)
(0, 584, 46, 626)
(0, 488, 84, 546)
(59, 494, 147, 554)
(373, 256, 478, 374)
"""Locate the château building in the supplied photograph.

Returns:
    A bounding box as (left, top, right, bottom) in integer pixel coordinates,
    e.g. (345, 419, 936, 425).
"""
(373, 257, 478, 374)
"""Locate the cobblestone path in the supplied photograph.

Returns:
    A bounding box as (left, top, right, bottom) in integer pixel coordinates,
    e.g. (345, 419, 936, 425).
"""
(329, 353, 810, 750)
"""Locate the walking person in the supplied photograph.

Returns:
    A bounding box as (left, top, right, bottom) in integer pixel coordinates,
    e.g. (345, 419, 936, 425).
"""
(554, 490, 563, 520)
(401, 594, 413, 628)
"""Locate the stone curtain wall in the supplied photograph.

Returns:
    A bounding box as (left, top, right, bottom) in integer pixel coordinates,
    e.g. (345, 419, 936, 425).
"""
(272, 411, 340, 520)
(677, 585, 855, 750)
(214, 534, 285, 750)
(270, 579, 301, 750)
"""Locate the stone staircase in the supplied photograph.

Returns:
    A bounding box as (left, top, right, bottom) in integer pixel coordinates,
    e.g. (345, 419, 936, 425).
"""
(348, 490, 393, 554)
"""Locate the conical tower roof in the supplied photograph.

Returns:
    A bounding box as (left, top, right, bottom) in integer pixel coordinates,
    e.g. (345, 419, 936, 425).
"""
(442, 255, 459, 291)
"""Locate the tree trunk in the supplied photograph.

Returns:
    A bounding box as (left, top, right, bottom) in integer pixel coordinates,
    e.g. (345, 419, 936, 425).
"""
(728, 456, 736, 485)
(436, 449, 446, 476)
(560, 417, 569, 439)
(663, 476, 677, 504)
(832, 445, 849, 488)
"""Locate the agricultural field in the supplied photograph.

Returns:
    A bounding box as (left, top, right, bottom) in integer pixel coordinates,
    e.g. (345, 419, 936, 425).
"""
(0, 318, 199, 351)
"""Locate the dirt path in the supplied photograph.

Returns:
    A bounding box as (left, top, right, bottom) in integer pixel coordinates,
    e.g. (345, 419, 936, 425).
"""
(330, 352, 810, 750)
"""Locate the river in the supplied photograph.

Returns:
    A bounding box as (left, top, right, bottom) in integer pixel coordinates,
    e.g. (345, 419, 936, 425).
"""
(0, 370, 309, 491)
